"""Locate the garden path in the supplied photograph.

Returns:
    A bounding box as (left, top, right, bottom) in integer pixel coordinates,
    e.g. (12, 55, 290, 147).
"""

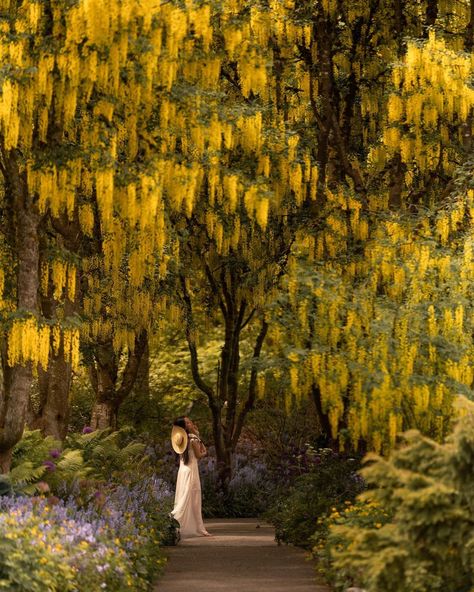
(156, 518, 331, 592)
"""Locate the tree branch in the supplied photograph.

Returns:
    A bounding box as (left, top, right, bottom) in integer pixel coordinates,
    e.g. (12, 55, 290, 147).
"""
(204, 261, 227, 318)
(116, 330, 148, 404)
(240, 307, 256, 331)
(179, 274, 216, 403)
(231, 317, 269, 448)
(225, 300, 246, 430)
(220, 266, 234, 318)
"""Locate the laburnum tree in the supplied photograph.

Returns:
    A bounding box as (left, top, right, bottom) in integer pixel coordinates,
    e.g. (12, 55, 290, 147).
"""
(0, 0, 224, 468)
(0, 0, 318, 463)
(264, 29, 474, 453)
(152, 0, 322, 486)
(270, 201, 474, 453)
(154, 0, 474, 478)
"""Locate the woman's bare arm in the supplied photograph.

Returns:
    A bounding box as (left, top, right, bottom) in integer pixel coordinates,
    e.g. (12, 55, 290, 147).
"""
(191, 439, 206, 459)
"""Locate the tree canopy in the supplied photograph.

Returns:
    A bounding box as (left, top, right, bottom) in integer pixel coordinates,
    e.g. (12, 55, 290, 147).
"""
(0, 0, 471, 474)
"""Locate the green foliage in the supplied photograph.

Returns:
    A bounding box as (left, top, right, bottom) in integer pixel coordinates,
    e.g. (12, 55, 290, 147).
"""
(311, 500, 393, 589)
(159, 516, 181, 547)
(264, 449, 364, 548)
(320, 408, 474, 592)
(0, 477, 12, 497)
(62, 428, 146, 482)
(10, 431, 74, 494)
(9, 463, 48, 495)
(12, 431, 58, 468)
(10, 428, 149, 495)
(68, 369, 95, 433)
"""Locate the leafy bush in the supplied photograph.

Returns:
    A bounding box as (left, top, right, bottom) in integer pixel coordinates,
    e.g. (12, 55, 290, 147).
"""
(200, 451, 275, 518)
(64, 428, 147, 482)
(311, 499, 392, 589)
(320, 409, 474, 592)
(9, 430, 86, 495)
(264, 448, 365, 548)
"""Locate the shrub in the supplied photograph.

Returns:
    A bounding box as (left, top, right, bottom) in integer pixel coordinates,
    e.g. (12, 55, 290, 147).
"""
(9, 428, 148, 495)
(321, 410, 474, 592)
(311, 499, 393, 589)
(264, 448, 365, 548)
(200, 452, 275, 518)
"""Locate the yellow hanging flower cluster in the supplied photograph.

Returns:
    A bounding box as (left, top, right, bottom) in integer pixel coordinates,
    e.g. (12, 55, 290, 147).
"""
(384, 32, 474, 187)
(7, 318, 80, 373)
(7, 318, 50, 371)
(275, 183, 474, 453)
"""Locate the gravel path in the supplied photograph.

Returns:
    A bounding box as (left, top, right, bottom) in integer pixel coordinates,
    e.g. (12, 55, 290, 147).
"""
(155, 518, 331, 592)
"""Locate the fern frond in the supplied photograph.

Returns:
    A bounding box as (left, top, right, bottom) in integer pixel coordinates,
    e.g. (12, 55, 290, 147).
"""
(78, 430, 103, 444)
(90, 444, 107, 458)
(100, 431, 119, 447)
(19, 482, 43, 495)
(10, 462, 46, 485)
(56, 450, 84, 473)
(119, 442, 146, 460)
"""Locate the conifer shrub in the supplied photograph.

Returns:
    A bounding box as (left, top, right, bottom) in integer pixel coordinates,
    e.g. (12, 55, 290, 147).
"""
(313, 408, 474, 592)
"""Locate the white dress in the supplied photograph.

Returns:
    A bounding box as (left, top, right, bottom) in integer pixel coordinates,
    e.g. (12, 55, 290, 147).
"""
(171, 436, 207, 538)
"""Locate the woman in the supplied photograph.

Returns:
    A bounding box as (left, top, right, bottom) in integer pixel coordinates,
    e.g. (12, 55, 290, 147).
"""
(171, 416, 212, 538)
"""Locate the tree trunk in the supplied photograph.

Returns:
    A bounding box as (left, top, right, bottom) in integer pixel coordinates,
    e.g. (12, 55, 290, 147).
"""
(91, 400, 117, 431)
(0, 450, 12, 474)
(134, 337, 150, 399)
(424, 0, 438, 33)
(30, 352, 72, 440)
(393, 0, 407, 55)
(311, 384, 334, 447)
(466, 0, 474, 51)
(90, 343, 119, 430)
(215, 440, 233, 492)
(28, 285, 75, 440)
(0, 153, 40, 472)
(90, 332, 147, 430)
(126, 335, 151, 429)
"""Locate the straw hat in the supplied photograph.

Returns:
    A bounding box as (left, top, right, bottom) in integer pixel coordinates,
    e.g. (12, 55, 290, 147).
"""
(171, 425, 188, 454)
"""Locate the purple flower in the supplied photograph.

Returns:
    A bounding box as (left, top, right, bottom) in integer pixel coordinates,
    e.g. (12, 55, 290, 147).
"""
(82, 426, 93, 434)
(49, 449, 61, 459)
(43, 460, 56, 472)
